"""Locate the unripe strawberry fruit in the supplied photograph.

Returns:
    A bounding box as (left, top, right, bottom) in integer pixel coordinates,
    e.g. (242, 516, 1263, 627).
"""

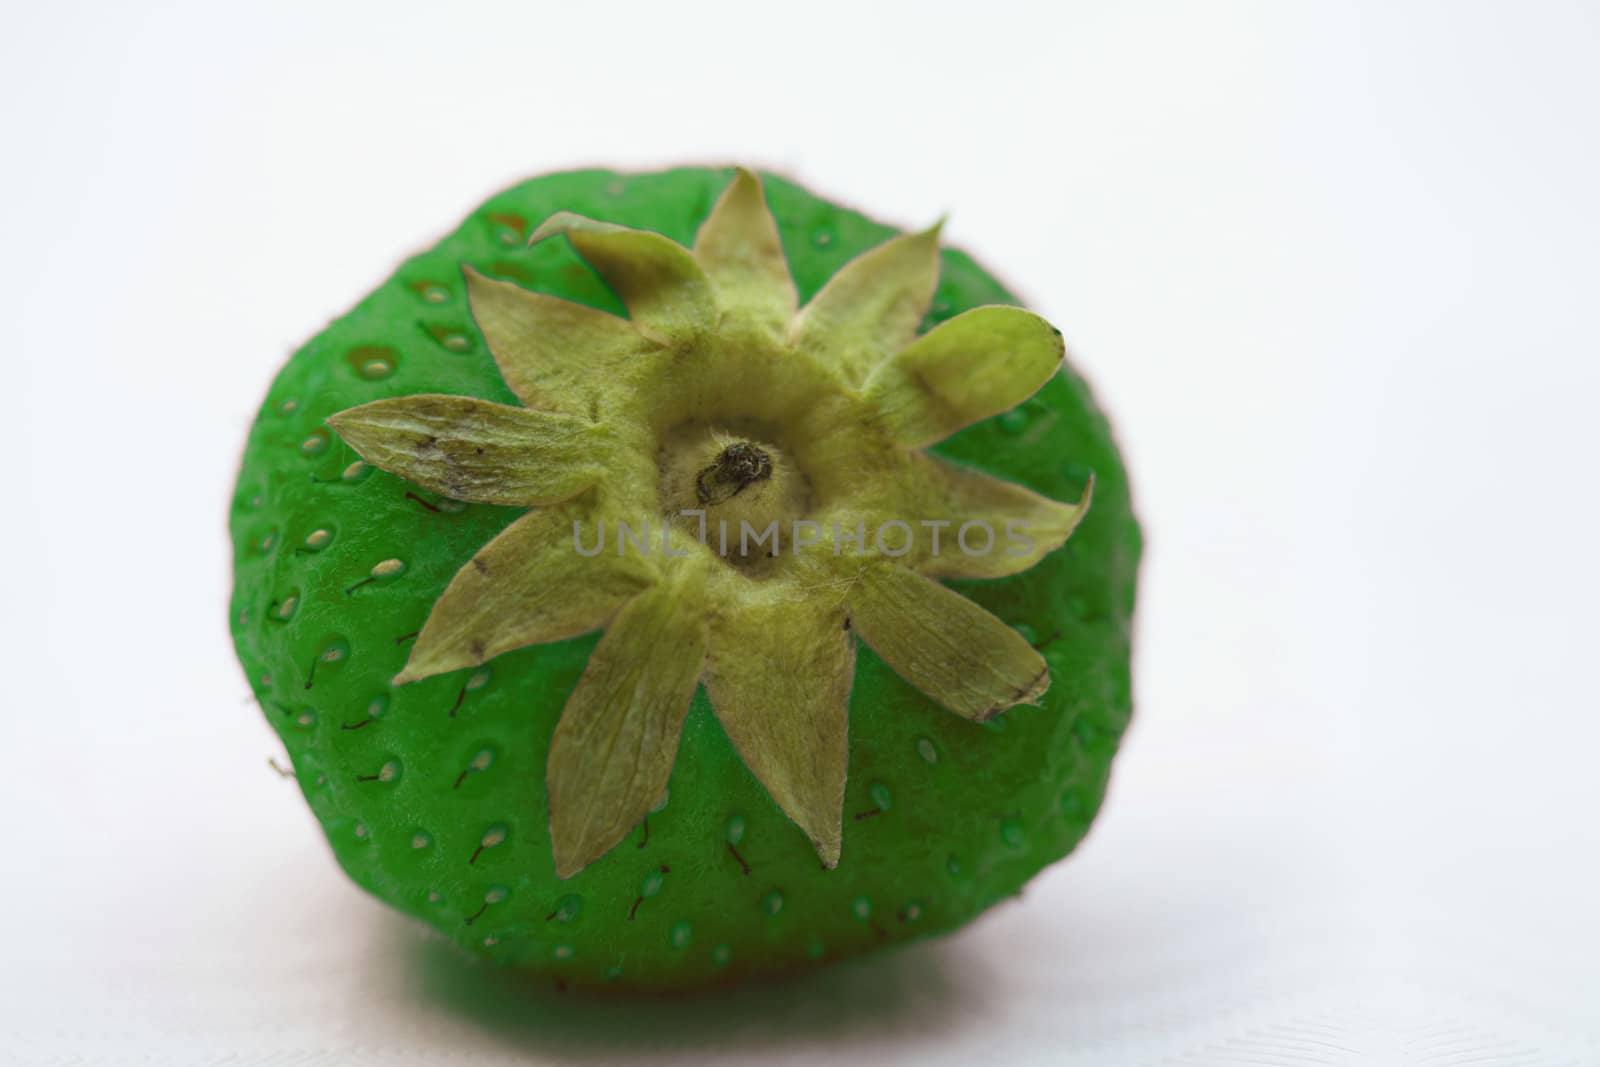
(230, 166, 1140, 991)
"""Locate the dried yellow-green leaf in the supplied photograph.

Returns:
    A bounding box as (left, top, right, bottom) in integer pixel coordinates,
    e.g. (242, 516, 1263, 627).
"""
(787, 222, 943, 388)
(847, 564, 1048, 721)
(529, 212, 717, 346)
(864, 305, 1064, 448)
(692, 167, 797, 333)
(393, 499, 654, 685)
(703, 590, 852, 867)
(898, 456, 1094, 580)
(547, 584, 709, 878)
(327, 394, 608, 507)
(463, 266, 647, 414)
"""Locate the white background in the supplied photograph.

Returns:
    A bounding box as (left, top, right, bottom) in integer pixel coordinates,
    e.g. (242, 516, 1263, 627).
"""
(3, 1, 1597, 1063)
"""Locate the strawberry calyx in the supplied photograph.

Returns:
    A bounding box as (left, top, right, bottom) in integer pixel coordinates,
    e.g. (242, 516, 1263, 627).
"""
(325, 168, 1093, 878)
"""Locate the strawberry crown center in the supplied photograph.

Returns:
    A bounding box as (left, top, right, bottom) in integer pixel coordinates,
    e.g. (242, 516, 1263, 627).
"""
(698, 441, 772, 504)
(657, 423, 811, 569)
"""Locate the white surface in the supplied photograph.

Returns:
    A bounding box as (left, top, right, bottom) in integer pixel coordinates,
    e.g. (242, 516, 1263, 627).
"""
(3, 1, 1598, 1063)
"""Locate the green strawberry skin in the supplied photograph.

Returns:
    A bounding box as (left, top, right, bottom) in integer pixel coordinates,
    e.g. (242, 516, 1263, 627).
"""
(229, 167, 1141, 990)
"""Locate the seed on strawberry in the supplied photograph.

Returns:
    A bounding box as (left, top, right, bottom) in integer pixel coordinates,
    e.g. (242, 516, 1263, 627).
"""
(231, 166, 1140, 990)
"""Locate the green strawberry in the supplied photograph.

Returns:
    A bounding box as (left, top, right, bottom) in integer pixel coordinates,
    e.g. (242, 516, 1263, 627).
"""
(230, 166, 1140, 991)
